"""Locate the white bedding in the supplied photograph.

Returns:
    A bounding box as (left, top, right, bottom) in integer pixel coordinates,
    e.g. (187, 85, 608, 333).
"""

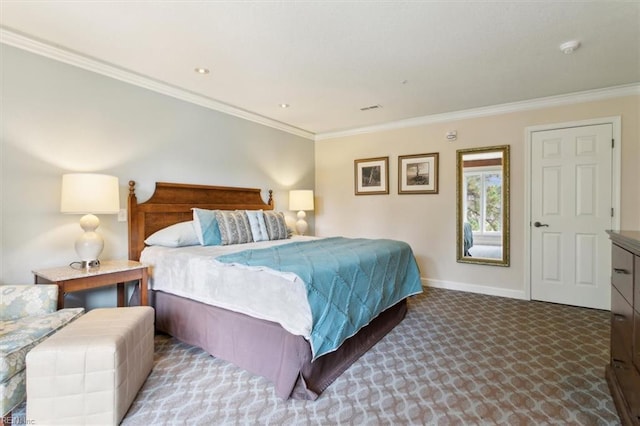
(140, 236, 316, 339)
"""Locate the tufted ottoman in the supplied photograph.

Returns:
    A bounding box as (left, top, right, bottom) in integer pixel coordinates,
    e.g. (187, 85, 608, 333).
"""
(26, 306, 154, 425)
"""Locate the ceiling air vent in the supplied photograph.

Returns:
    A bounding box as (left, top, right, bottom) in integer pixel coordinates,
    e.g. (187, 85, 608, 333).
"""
(360, 104, 382, 111)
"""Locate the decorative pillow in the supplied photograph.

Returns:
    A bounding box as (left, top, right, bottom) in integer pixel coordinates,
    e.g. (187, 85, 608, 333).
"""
(245, 210, 269, 242)
(215, 210, 253, 245)
(192, 208, 222, 246)
(263, 211, 291, 240)
(144, 221, 200, 247)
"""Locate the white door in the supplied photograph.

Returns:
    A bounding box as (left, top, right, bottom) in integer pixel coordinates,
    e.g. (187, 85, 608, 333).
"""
(530, 124, 613, 310)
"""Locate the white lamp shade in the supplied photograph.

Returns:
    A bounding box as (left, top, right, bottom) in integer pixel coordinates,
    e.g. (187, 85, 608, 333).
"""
(61, 173, 120, 214)
(61, 173, 119, 268)
(289, 190, 314, 211)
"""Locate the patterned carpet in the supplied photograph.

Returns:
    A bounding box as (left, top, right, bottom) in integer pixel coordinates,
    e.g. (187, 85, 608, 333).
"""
(12, 288, 619, 425)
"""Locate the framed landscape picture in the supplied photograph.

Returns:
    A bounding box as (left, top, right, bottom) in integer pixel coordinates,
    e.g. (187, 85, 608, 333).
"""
(398, 152, 439, 194)
(354, 157, 389, 195)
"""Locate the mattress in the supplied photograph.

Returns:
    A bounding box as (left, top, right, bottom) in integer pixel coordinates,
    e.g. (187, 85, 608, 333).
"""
(140, 236, 316, 338)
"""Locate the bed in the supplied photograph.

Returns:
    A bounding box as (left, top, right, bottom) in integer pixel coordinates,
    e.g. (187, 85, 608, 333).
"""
(127, 181, 422, 400)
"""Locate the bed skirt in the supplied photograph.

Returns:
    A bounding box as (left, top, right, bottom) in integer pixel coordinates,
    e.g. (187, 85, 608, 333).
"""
(150, 290, 407, 400)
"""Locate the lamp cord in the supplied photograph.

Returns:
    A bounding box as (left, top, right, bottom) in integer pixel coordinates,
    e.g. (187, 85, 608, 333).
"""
(68, 260, 101, 270)
(68, 262, 83, 270)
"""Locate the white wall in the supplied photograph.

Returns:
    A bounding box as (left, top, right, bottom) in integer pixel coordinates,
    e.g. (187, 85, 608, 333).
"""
(315, 95, 639, 299)
(0, 45, 315, 308)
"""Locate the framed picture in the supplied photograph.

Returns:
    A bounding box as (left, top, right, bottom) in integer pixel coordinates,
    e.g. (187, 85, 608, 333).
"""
(354, 157, 389, 195)
(398, 152, 439, 194)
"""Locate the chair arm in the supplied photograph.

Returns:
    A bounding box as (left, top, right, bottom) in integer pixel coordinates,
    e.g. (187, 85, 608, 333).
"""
(0, 285, 58, 321)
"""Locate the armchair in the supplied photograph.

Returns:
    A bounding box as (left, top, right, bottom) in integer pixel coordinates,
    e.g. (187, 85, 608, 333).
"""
(1, 285, 84, 420)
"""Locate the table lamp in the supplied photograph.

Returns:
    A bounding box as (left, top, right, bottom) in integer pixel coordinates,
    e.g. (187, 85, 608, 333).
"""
(60, 173, 120, 269)
(289, 190, 314, 235)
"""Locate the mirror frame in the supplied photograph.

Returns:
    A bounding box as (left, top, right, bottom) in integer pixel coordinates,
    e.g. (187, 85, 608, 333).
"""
(456, 145, 510, 266)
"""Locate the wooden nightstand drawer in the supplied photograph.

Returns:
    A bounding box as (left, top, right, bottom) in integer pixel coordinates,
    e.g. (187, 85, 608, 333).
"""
(611, 360, 640, 421)
(608, 233, 640, 425)
(636, 255, 640, 311)
(611, 286, 633, 364)
(612, 245, 634, 304)
(635, 307, 640, 375)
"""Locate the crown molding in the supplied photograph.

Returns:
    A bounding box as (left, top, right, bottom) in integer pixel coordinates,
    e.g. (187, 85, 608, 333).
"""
(3, 28, 637, 143)
(0, 28, 315, 140)
(315, 83, 640, 141)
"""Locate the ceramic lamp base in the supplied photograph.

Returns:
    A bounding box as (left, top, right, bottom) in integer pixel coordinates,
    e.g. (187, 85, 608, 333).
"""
(295, 210, 308, 235)
(75, 214, 104, 267)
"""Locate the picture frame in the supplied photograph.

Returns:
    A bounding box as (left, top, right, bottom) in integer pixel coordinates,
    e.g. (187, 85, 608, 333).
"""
(398, 152, 439, 194)
(354, 157, 389, 195)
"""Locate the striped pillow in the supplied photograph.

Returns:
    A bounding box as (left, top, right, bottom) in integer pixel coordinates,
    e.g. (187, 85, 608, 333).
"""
(263, 211, 290, 241)
(215, 210, 253, 245)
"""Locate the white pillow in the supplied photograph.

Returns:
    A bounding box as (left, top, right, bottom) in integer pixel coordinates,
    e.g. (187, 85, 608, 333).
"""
(144, 221, 200, 247)
(245, 210, 269, 242)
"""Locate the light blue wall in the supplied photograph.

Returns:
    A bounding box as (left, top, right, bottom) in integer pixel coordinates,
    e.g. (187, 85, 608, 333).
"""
(0, 44, 314, 308)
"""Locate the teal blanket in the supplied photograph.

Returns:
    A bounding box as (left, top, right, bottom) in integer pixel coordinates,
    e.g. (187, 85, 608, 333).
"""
(216, 237, 423, 360)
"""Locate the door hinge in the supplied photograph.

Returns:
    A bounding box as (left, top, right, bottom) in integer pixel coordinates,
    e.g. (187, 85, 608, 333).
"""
(612, 138, 614, 148)
(611, 208, 614, 217)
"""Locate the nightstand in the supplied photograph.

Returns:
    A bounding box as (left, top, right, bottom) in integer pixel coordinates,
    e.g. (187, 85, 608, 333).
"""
(33, 260, 148, 309)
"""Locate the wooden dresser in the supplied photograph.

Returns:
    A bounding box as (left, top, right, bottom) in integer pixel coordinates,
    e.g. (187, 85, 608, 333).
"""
(607, 231, 640, 425)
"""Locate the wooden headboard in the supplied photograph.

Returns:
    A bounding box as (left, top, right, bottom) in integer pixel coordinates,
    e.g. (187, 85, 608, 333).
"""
(127, 181, 274, 260)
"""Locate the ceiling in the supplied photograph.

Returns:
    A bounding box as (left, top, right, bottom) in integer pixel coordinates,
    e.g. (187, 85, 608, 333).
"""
(1, 1, 639, 138)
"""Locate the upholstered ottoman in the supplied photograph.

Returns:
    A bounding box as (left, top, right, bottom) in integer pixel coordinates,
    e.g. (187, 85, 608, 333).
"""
(26, 306, 154, 425)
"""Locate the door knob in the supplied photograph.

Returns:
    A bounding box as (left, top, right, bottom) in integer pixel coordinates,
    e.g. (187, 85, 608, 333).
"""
(533, 221, 549, 228)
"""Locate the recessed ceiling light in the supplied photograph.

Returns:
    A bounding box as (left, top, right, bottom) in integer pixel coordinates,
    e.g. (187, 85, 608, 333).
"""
(279, 103, 290, 108)
(559, 40, 581, 54)
(194, 67, 210, 74)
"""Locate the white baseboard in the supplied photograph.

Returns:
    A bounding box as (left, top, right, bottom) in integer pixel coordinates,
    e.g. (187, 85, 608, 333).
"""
(422, 278, 528, 301)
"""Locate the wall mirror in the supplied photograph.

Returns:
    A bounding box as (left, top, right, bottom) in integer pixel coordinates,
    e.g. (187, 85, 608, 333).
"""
(456, 145, 510, 266)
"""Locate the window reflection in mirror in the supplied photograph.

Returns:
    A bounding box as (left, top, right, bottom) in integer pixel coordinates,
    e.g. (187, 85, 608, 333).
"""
(456, 145, 510, 266)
